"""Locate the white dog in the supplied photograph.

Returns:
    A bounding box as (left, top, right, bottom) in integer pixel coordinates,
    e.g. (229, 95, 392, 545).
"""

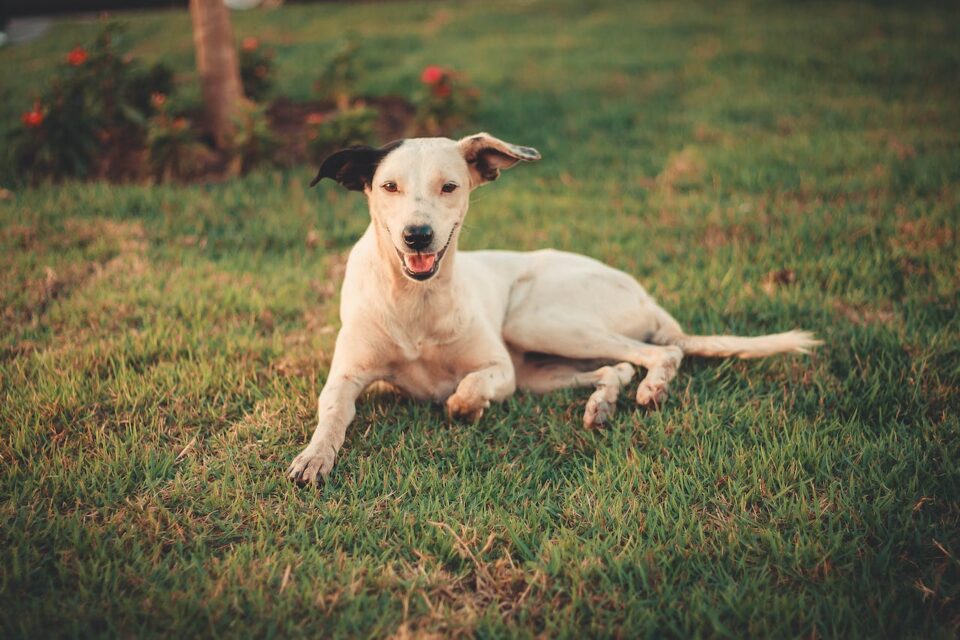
(288, 133, 819, 484)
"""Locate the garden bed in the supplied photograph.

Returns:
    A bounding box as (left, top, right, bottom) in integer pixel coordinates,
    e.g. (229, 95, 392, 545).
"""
(266, 95, 415, 171)
(8, 24, 474, 184)
(85, 95, 417, 184)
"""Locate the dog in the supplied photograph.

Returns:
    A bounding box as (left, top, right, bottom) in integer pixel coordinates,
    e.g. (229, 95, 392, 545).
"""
(287, 133, 820, 484)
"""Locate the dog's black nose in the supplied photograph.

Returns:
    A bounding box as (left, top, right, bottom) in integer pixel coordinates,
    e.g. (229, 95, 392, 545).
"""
(402, 224, 434, 251)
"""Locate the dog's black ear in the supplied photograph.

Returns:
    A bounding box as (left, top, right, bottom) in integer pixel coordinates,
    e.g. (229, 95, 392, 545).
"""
(310, 140, 404, 191)
(458, 133, 541, 188)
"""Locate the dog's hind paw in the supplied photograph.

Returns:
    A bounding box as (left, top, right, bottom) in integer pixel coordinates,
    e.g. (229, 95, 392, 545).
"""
(582, 363, 631, 428)
(636, 380, 669, 409)
(287, 444, 337, 485)
(583, 396, 614, 428)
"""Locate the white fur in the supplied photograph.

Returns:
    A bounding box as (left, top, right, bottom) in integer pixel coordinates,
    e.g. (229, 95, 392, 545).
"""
(287, 134, 821, 484)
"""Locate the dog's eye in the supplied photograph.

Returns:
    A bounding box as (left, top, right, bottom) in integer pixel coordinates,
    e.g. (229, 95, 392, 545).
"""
(441, 182, 458, 194)
(382, 181, 398, 193)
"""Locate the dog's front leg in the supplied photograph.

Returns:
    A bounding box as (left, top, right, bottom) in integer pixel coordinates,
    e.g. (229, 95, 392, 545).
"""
(287, 372, 370, 484)
(288, 334, 382, 484)
(445, 358, 516, 423)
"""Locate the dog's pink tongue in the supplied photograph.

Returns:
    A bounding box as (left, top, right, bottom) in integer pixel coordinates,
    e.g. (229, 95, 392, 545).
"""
(406, 253, 436, 273)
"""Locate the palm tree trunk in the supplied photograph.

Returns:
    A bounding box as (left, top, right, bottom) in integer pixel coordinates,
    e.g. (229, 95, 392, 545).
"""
(189, 0, 243, 151)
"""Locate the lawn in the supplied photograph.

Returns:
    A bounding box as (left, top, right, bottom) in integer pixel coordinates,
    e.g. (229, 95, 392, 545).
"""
(2, 0, 959, 637)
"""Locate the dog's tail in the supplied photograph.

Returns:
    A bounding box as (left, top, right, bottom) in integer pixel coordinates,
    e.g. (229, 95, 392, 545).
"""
(663, 330, 821, 359)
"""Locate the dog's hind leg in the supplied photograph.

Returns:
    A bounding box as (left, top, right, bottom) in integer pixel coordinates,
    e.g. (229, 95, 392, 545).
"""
(507, 321, 684, 409)
(515, 358, 635, 427)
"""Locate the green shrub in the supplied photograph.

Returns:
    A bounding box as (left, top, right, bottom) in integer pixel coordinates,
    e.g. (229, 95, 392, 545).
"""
(315, 35, 362, 111)
(232, 100, 278, 173)
(7, 21, 174, 182)
(9, 89, 99, 181)
(65, 23, 172, 134)
(146, 94, 205, 182)
(239, 37, 275, 102)
(306, 104, 377, 163)
(414, 65, 479, 136)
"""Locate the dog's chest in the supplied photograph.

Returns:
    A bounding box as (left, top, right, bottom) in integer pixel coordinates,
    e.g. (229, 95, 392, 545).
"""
(386, 336, 465, 401)
(378, 298, 476, 401)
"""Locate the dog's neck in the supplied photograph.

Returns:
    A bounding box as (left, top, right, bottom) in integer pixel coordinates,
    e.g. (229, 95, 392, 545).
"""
(357, 220, 465, 347)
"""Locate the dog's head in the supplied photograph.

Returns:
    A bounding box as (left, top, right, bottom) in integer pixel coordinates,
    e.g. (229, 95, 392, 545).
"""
(312, 133, 540, 282)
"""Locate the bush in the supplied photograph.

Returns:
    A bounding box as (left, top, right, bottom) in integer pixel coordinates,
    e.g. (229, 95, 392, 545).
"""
(414, 65, 479, 136)
(239, 37, 275, 102)
(306, 104, 377, 163)
(9, 90, 99, 181)
(64, 23, 172, 135)
(125, 61, 175, 118)
(315, 35, 362, 111)
(7, 21, 174, 182)
(146, 93, 206, 182)
(232, 100, 278, 173)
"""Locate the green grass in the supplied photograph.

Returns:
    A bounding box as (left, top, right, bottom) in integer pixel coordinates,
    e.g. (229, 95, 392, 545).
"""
(2, 0, 959, 636)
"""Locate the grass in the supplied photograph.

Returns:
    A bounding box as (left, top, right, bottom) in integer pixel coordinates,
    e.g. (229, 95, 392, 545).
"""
(1, 0, 959, 636)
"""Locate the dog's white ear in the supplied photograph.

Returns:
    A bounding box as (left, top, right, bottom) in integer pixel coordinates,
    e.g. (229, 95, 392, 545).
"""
(310, 140, 404, 191)
(458, 133, 540, 188)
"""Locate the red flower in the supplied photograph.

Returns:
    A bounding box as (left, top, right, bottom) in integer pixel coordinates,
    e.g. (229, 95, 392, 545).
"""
(421, 65, 445, 85)
(21, 103, 44, 128)
(432, 84, 451, 98)
(67, 46, 88, 66)
(242, 37, 260, 52)
(150, 92, 167, 109)
(305, 112, 325, 126)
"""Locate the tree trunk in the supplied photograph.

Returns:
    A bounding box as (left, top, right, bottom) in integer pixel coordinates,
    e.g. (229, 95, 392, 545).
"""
(189, 0, 243, 151)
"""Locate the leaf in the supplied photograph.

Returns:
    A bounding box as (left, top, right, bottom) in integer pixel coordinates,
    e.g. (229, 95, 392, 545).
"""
(119, 102, 147, 126)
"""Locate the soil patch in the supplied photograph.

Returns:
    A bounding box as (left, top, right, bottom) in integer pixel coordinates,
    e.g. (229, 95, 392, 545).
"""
(267, 95, 415, 168)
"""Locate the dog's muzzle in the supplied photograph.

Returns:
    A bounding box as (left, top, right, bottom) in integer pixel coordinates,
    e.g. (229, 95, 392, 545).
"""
(396, 249, 444, 281)
(395, 224, 457, 281)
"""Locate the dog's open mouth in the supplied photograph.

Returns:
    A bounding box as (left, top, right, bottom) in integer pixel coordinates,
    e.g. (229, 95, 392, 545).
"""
(396, 246, 447, 281)
(395, 224, 457, 281)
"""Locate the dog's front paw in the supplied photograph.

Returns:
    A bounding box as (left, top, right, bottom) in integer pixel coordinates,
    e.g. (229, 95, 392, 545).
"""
(287, 444, 337, 485)
(445, 393, 488, 423)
